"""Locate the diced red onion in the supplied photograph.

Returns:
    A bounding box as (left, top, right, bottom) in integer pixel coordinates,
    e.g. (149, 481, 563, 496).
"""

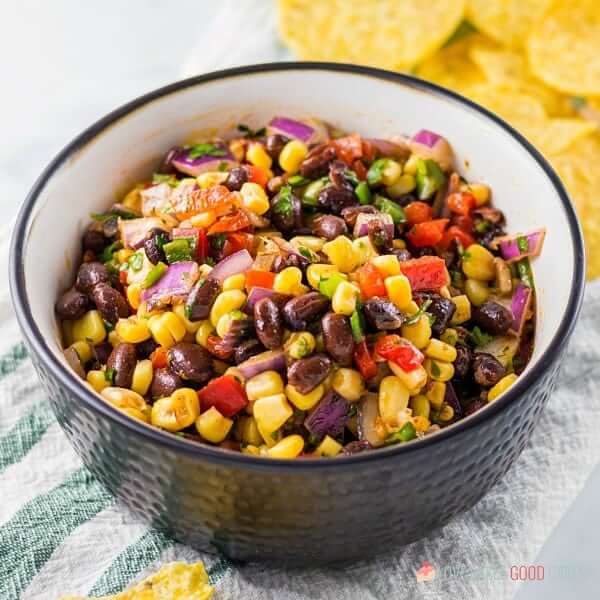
(495, 228, 546, 262)
(208, 249, 253, 283)
(510, 284, 533, 335)
(409, 130, 454, 171)
(358, 393, 384, 447)
(412, 129, 442, 148)
(141, 261, 199, 303)
(354, 213, 395, 238)
(172, 145, 236, 177)
(304, 391, 350, 439)
(266, 116, 330, 145)
(244, 287, 291, 314)
(120, 217, 165, 249)
(237, 349, 286, 379)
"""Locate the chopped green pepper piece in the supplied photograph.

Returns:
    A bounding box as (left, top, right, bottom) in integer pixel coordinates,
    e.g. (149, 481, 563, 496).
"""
(404, 298, 432, 325)
(517, 235, 529, 253)
(350, 310, 365, 342)
(517, 257, 535, 288)
(288, 174, 310, 187)
(104, 367, 115, 383)
(318, 273, 347, 299)
(355, 181, 372, 205)
(99, 241, 121, 264)
(415, 159, 446, 199)
(474, 220, 490, 233)
(374, 195, 406, 224)
(302, 177, 329, 207)
(142, 262, 168, 289)
(386, 421, 417, 444)
(366, 158, 387, 186)
(128, 251, 144, 272)
(163, 239, 192, 264)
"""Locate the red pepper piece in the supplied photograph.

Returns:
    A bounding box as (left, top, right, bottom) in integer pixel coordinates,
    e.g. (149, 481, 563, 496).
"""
(375, 335, 424, 372)
(198, 375, 248, 417)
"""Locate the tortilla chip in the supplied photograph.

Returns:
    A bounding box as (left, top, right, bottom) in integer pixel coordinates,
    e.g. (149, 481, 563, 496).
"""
(512, 118, 597, 157)
(464, 85, 547, 122)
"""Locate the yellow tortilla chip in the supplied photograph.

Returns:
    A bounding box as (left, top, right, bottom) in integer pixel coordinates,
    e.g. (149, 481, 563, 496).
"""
(58, 562, 214, 600)
(468, 45, 571, 117)
(512, 118, 597, 157)
(466, 0, 552, 48)
(528, 0, 600, 95)
(277, 0, 466, 71)
(464, 84, 547, 123)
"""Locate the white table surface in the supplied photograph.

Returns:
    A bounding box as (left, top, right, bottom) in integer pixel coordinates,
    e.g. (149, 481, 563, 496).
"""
(1, 2, 598, 598)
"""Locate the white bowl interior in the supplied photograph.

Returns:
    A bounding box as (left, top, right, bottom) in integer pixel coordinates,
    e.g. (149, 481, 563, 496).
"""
(20, 68, 573, 384)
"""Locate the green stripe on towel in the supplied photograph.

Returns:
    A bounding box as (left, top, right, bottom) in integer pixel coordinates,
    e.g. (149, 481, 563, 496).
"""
(0, 466, 112, 599)
(0, 342, 28, 380)
(0, 401, 54, 475)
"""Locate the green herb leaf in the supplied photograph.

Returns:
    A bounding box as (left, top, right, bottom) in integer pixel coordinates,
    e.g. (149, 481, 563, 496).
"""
(151, 173, 178, 187)
(347, 404, 358, 418)
(273, 185, 294, 217)
(405, 299, 432, 325)
(470, 326, 493, 347)
(100, 241, 121, 264)
(237, 123, 266, 138)
(288, 174, 310, 187)
(204, 257, 215, 267)
(187, 143, 227, 160)
(474, 220, 491, 233)
(385, 421, 417, 444)
(297, 246, 315, 261)
(517, 235, 529, 253)
(210, 234, 227, 251)
(104, 368, 115, 383)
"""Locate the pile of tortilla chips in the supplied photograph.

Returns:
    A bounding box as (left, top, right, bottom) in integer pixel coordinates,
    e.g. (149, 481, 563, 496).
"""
(58, 562, 214, 600)
(278, 0, 600, 279)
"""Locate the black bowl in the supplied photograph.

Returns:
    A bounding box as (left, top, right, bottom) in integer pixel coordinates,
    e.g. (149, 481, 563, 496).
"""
(9, 63, 585, 566)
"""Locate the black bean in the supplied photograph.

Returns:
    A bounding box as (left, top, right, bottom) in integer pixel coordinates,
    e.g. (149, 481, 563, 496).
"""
(143, 229, 168, 265)
(102, 216, 119, 239)
(287, 353, 332, 394)
(265, 134, 288, 160)
(473, 353, 505, 387)
(90, 283, 129, 324)
(317, 186, 358, 215)
(82, 229, 107, 254)
(92, 342, 113, 366)
(224, 166, 249, 192)
(151, 368, 182, 399)
(167, 342, 213, 384)
(254, 297, 284, 350)
(340, 205, 378, 228)
(136, 338, 158, 360)
(283, 292, 330, 331)
(299, 145, 336, 179)
(185, 279, 221, 321)
(311, 214, 348, 241)
(363, 298, 405, 331)
(391, 248, 412, 262)
(472, 301, 513, 335)
(234, 339, 265, 365)
(75, 262, 109, 294)
(329, 160, 354, 190)
(321, 312, 354, 366)
(453, 345, 473, 379)
(271, 189, 302, 233)
(55, 288, 89, 320)
(272, 253, 309, 273)
(413, 292, 456, 336)
(106, 343, 137, 388)
(367, 219, 393, 252)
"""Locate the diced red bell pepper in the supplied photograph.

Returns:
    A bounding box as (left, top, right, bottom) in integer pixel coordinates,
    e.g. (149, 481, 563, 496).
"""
(357, 263, 387, 300)
(447, 192, 476, 216)
(223, 232, 255, 257)
(206, 335, 233, 360)
(172, 227, 201, 258)
(197, 228, 209, 262)
(406, 219, 449, 248)
(405, 201, 433, 225)
(451, 214, 474, 233)
(400, 256, 450, 292)
(437, 226, 475, 252)
(245, 269, 275, 291)
(361, 139, 376, 162)
(198, 375, 248, 417)
(208, 210, 251, 235)
(246, 165, 270, 188)
(150, 346, 168, 369)
(375, 335, 424, 372)
(353, 340, 378, 380)
(352, 159, 368, 181)
(334, 133, 363, 165)
(119, 270, 128, 286)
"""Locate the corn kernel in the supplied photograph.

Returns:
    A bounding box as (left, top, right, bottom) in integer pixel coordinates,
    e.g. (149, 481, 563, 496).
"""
(189, 210, 217, 229)
(108, 330, 123, 348)
(285, 383, 324, 411)
(210, 290, 247, 327)
(224, 366, 246, 386)
(235, 416, 263, 446)
(410, 394, 431, 418)
(273, 267, 305, 296)
(216, 312, 236, 339)
(172, 304, 203, 334)
(122, 185, 143, 212)
(401, 315, 431, 349)
(450, 295, 472, 325)
(372, 254, 400, 277)
(439, 286, 452, 299)
(246, 371, 284, 401)
(424, 358, 455, 382)
(131, 359, 153, 396)
(424, 339, 457, 363)
(102, 387, 147, 413)
(285, 331, 316, 359)
(393, 239, 407, 249)
(385, 274, 412, 310)
(386, 174, 416, 198)
(116, 248, 133, 264)
(72, 310, 106, 345)
(381, 159, 403, 186)
(440, 328, 458, 346)
(222, 273, 246, 291)
(70, 341, 92, 364)
(246, 142, 272, 170)
(314, 435, 343, 457)
(148, 311, 187, 348)
(195, 406, 233, 443)
(116, 317, 151, 344)
(379, 376, 410, 424)
(438, 404, 455, 422)
(229, 138, 246, 162)
(240, 181, 270, 215)
(332, 368, 364, 402)
(151, 388, 200, 432)
(465, 279, 489, 307)
(322, 236, 359, 273)
(195, 320, 215, 348)
(462, 244, 496, 281)
(306, 264, 345, 289)
(279, 139, 308, 174)
(413, 415, 431, 433)
(388, 362, 428, 394)
(332, 281, 359, 316)
(126, 284, 142, 310)
(87, 370, 110, 393)
(488, 373, 518, 402)
(253, 393, 293, 437)
(426, 381, 446, 409)
(290, 236, 325, 253)
(403, 154, 419, 175)
(404, 300, 420, 316)
(267, 434, 305, 459)
(196, 171, 229, 189)
(463, 182, 490, 206)
(352, 236, 379, 265)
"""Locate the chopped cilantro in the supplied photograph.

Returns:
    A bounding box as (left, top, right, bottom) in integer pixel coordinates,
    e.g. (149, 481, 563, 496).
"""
(470, 326, 493, 347)
(517, 235, 529, 253)
(298, 246, 315, 261)
(307, 433, 321, 446)
(237, 123, 266, 138)
(474, 220, 491, 233)
(184, 304, 193, 320)
(457, 241, 471, 259)
(204, 257, 215, 267)
(210, 234, 227, 251)
(104, 368, 115, 383)
(151, 173, 178, 187)
(103, 320, 115, 333)
(273, 185, 293, 217)
(187, 143, 227, 159)
(450, 269, 464, 288)
(405, 299, 432, 325)
(270, 430, 280, 440)
(100, 241, 121, 264)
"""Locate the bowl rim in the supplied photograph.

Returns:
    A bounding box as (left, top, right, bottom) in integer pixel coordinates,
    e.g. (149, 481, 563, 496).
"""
(9, 61, 585, 471)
